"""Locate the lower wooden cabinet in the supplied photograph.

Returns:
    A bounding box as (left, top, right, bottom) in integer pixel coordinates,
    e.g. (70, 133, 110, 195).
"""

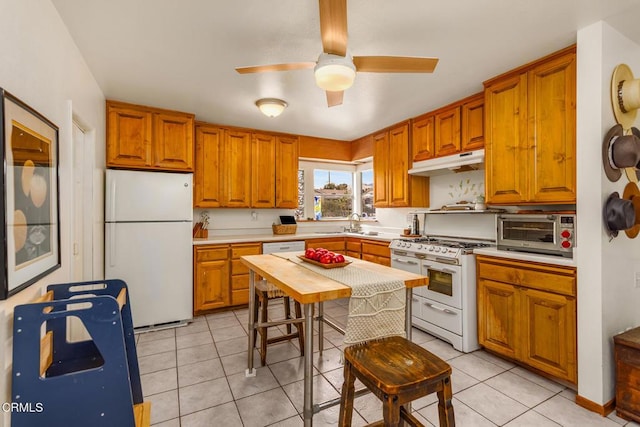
(345, 237, 362, 259)
(360, 239, 390, 266)
(230, 243, 261, 305)
(304, 237, 391, 266)
(193, 245, 230, 312)
(477, 279, 519, 360)
(305, 238, 346, 254)
(477, 255, 577, 383)
(193, 242, 261, 314)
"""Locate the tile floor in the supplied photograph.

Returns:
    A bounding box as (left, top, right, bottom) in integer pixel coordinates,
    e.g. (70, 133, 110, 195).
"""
(135, 298, 640, 427)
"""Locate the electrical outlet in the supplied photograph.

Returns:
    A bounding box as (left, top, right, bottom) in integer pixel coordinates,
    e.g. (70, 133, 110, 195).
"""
(251, 211, 258, 221)
(635, 272, 640, 289)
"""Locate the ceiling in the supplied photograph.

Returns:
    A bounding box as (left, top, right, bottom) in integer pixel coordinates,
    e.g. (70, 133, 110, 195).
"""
(51, 0, 640, 141)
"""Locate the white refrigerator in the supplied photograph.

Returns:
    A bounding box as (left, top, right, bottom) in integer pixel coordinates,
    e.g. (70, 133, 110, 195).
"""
(105, 169, 193, 328)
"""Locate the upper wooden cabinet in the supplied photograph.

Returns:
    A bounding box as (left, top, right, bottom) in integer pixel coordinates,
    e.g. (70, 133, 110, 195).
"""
(410, 92, 484, 162)
(373, 122, 429, 208)
(251, 133, 277, 208)
(373, 131, 390, 207)
(484, 46, 576, 205)
(222, 129, 252, 208)
(107, 100, 194, 171)
(194, 123, 223, 207)
(411, 115, 435, 162)
(193, 123, 299, 208)
(275, 135, 300, 209)
(461, 93, 485, 152)
(434, 106, 461, 157)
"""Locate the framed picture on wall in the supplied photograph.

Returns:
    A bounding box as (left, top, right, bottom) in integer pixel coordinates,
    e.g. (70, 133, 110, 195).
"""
(0, 88, 60, 300)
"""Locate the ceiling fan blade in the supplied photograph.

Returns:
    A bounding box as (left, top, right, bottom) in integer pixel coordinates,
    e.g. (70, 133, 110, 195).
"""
(353, 56, 439, 73)
(319, 0, 348, 56)
(326, 90, 344, 107)
(235, 62, 315, 74)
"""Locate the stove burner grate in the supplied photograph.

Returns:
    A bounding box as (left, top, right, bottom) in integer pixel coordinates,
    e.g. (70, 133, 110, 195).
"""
(398, 237, 490, 249)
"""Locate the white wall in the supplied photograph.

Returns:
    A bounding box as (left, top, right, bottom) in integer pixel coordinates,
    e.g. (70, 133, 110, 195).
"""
(576, 21, 640, 406)
(0, 1, 105, 425)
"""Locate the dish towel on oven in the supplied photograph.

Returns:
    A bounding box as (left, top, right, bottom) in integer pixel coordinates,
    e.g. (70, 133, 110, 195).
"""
(272, 253, 406, 345)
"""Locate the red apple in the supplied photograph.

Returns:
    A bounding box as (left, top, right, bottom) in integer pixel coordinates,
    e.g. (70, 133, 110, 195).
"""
(335, 254, 345, 263)
(320, 254, 332, 264)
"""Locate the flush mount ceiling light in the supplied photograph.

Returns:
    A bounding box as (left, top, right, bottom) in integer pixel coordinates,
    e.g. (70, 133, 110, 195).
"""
(255, 98, 288, 118)
(314, 53, 356, 92)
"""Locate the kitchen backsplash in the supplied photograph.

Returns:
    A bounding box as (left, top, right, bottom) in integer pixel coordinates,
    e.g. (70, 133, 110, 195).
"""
(193, 169, 497, 239)
(430, 169, 485, 209)
(193, 170, 495, 239)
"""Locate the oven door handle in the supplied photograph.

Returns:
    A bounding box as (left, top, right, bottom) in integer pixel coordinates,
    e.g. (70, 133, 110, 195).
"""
(424, 302, 456, 315)
(423, 264, 457, 275)
(392, 258, 419, 265)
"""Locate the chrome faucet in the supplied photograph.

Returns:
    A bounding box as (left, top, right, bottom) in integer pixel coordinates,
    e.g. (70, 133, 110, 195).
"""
(347, 212, 361, 233)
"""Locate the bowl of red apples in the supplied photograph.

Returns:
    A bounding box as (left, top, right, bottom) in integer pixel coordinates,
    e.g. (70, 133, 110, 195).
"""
(298, 247, 351, 268)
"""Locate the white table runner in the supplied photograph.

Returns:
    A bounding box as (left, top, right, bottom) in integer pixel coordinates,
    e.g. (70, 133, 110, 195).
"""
(272, 253, 405, 346)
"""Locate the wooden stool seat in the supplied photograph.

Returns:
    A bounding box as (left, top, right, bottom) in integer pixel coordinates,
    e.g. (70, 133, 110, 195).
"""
(253, 280, 304, 366)
(339, 335, 455, 427)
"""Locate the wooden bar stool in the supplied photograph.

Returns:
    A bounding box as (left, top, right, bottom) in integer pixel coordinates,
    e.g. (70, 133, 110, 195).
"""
(339, 335, 455, 427)
(252, 280, 305, 366)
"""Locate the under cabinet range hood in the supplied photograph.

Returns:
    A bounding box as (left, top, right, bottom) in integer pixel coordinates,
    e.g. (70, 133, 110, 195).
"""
(408, 149, 484, 177)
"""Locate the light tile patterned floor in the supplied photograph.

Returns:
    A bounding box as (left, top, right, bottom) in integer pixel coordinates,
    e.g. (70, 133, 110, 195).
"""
(135, 298, 640, 426)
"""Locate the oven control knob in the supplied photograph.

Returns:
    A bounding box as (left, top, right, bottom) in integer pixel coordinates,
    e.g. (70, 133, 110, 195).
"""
(428, 246, 434, 251)
(561, 240, 572, 249)
(561, 229, 572, 239)
(434, 247, 441, 253)
(417, 244, 423, 250)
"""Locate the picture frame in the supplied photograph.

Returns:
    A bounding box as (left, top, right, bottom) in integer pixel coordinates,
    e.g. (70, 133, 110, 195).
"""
(0, 88, 60, 300)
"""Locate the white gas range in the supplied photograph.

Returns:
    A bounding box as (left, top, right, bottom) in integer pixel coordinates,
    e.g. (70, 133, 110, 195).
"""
(389, 236, 492, 353)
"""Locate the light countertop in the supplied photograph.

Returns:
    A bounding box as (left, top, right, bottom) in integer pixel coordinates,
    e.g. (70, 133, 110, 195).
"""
(473, 247, 577, 268)
(193, 231, 396, 246)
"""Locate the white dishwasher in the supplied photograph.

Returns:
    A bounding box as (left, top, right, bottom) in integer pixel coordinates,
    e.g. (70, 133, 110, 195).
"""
(262, 241, 306, 255)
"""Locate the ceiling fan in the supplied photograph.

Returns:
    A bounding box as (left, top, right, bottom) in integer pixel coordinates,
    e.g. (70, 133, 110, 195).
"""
(235, 0, 439, 107)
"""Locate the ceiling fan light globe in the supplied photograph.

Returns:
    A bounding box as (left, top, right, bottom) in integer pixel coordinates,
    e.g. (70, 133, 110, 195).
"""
(255, 98, 287, 117)
(314, 54, 356, 91)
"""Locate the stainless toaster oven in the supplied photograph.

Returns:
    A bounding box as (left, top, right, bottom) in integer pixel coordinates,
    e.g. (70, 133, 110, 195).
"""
(497, 213, 576, 258)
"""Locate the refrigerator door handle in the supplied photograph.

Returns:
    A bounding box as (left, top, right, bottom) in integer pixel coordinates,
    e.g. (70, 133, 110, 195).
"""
(108, 222, 116, 267)
(109, 177, 117, 221)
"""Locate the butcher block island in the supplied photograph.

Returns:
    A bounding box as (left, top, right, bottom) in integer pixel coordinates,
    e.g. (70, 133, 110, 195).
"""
(240, 252, 428, 426)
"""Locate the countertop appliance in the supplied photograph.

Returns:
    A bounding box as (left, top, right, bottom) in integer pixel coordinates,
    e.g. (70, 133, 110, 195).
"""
(105, 170, 193, 329)
(389, 235, 492, 352)
(497, 213, 575, 258)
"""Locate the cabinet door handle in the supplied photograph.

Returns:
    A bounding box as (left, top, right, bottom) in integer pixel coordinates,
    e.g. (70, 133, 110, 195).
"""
(411, 297, 419, 303)
(494, 290, 512, 297)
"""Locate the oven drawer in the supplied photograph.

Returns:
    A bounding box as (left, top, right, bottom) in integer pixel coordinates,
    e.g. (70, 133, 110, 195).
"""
(420, 299, 463, 335)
